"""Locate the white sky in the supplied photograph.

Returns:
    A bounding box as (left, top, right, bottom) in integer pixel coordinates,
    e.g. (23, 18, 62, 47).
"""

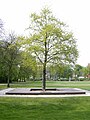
(0, 0, 90, 67)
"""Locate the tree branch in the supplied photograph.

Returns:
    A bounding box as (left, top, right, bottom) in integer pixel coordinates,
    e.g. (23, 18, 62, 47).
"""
(34, 51, 43, 64)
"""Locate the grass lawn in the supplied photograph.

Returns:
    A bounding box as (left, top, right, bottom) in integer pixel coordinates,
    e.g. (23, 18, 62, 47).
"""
(0, 81, 90, 90)
(0, 97, 90, 120)
(0, 81, 90, 119)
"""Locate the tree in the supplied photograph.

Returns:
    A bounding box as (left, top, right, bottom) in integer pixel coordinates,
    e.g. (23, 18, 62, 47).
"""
(80, 64, 90, 79)
(18, 51, 37, 81)
(81, 67, 88, 78)
(49, 64, 73, 80)
(27, 7, 78, 90)
(0, 32, 20, 87)
(74, 64, 83, 79)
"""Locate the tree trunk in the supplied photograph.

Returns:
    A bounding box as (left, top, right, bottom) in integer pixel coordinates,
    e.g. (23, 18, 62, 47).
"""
(7, 71, 10, 87)
(7, 66, 11, 87)
(42, 37, 47, 91)
(42, 63, 46, 91)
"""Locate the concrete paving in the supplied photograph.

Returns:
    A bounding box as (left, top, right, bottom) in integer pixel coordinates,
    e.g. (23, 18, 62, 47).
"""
(0, 88, 14, 95)
(5, 88, 86, 95)
(0, 88, 90, 98)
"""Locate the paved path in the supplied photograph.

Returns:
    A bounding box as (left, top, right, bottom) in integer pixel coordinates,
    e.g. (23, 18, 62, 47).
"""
(0, 88, 90, 97)
(0, 88, 14, 95)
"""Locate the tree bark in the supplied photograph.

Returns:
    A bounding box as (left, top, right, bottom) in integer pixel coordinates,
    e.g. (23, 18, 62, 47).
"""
(42, 35, 47, 90)
(42, 63, 46, 91)
(7, 65, 11, 87)
(7, 68, 10, 87)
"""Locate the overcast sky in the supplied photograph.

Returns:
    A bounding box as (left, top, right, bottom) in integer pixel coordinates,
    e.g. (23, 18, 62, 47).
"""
(0, 0, 90, 67)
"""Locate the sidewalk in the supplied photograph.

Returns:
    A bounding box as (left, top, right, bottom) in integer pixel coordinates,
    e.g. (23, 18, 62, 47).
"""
(0, 88, 90, 98)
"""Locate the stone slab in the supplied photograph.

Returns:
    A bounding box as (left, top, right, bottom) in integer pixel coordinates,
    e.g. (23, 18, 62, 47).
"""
(6, 88, 86, 95)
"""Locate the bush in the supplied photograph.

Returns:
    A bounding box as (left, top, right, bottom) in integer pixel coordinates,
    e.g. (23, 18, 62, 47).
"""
(60, 78, 69, 81)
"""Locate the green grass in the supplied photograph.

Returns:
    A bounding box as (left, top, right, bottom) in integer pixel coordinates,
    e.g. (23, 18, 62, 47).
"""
(0, 97, 90, 120)
(0, 81, 90, 119)
(1, 81, 90, 90)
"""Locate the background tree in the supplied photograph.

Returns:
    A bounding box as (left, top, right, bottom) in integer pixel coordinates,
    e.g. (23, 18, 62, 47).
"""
(0, 32, 38, 85)
(74, 64, 83, 79)
(27, 7, 78, 90)
(63, 65, 73, 80)
(49, 64, 73, 81)
(49, 64, 64, 80)
(81, 67, 88, 78)
(0, 19, 7, 83)
(18, 51, 37, 81)
(0, 32, 20, 87)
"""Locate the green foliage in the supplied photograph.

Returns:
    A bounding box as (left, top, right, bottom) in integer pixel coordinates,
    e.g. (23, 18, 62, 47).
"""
(0, 32, 38, 84)
(18, 51, 37, 81)
(81, 67, 88, 78)
(48, 64, 73, 80)
(26, 7, 79, 89)
(0, 33, 20, 84)
(28, 7, 78, 64)
(74, 64, 83, 77)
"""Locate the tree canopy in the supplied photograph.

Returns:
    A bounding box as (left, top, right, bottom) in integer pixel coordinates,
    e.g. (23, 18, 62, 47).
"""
(25, 7, 78, 90)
